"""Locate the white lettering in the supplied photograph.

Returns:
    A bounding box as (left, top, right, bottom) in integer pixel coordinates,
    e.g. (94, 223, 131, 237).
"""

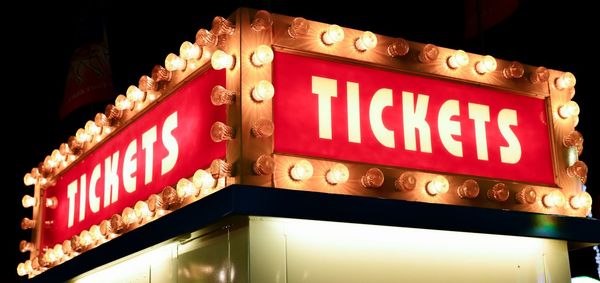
(89, 164, 101, 213)
(438, 100, 463, 157)
(498, 109, 521, 164)
(403, 92, 432, 152)
(142, 126, 157, 184)
(104, 151, 120, 207)
(123, 139, 137, 193)
(347, 82, 361, 143)
(161, 112, 179, 175)
(78, 174, 86, 222)
(67, 180, 77, 228)
(370, 88, 395, 148)
(468, 103, 490, 161)
(312, 76, 337, 140)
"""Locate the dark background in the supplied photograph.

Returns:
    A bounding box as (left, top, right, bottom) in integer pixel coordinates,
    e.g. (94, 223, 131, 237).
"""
(7, 0, 598, 281)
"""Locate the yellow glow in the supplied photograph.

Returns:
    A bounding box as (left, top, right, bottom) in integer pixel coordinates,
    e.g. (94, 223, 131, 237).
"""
(426, 175, 449, 195)
(555, 72, 576, 90)
(165, 53, 186, 72)
(543, 190, 565, 208)
(176, 178, 198, 198)
(325, 163, 350, 185)
(22, 195, 36, 208)
(558, 101, 580, 119)
(79, 230, 93, 247)
(211, 50, 234, 70)
(179, 41, 201, 60)
(361, 168, 385, 188)
(322, 24, 344, 45)
(251, 45, 274, 66)
(23, 173, 36, 186)
(570, 192, 592, 210)
(475, 55, 497, 74)
(75, 128, 91, 144)
(251, 80, 275, 102)
(51, 149, 65, 165)
(447, 50, 469, 69)
(192, 169, 216, 191)
(126, 85, 145, 102)
(17, 262, 27, 276)
(89, 225, 103, 242)
(134, 201, 152, 220)
(115, 95, 133, 111)
(290, 159, 313, 181)
(54, 244, 65, 260)
(355, 31, 377, 51)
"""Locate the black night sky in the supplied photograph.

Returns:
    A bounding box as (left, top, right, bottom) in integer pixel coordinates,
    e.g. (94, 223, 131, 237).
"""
(7, 0, 599, 281)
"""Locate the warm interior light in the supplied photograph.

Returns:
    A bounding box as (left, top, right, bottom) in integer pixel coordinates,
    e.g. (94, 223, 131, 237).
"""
(21, 217, 35, 230)
(121, 207, 138, 226)
(563, 130, 583, 155)
(195, 29, 217, 47)
(251, 118, 274, 138)
(53, 244, 65, 260)
(211, 85, 235, 106)
(251, 45, 274, 66)
(426, 175, 449, 195)
(567, 160, 588, 183)
(558, 101, 580, 119)
(89, 225, 103, 242)
(179, 41, 201, 60)
(570, 191, 592, 210)
(447, 50, 469, 69)
(487, 183, 509, 202)
(457, 179, 479, 199)
(51, 149, 65, 165)
(288, 17, 310, 38)
(361, 168, 385, 189)
(23, 172, 36, 186)
(192, 169, 216, 191)
(165, 53, 186, 72)
(419, 44, 439, 63)
(210, 121, 235, 142)
(17, 262, 27, 276)
(176, 178, 198, 198)
(394, 172, 416, 191)
(75, 128, 91, 144)
(134, 201, 152, 220)
(475, 55, 497, 74)
(79, 230, 93, 247)
(322, 24, 344, 45)
(355, 31, 377, 51)
(290, 159, 314, 181)
(126, 85, 145, 103)
(543, 190, 565, 208)
(44, 155, 57, 170)
(22, 195, 36, 208)
(387, 38, 410, 57)
(555, 72, 576, 90)
(251, 80, 274, 101)
(326, 163, 350, 185)
(251, 10, 273, 31)
(503, 61, 524, 79)
(253, 155, 275, 175)
(529, 66, 549, 84)
(516, 187, 537, 204)
(211, 50, 235, 70)
(209, 159, 233, 178)
(62, 239, 73, 255)
(115, 95, 133, 111)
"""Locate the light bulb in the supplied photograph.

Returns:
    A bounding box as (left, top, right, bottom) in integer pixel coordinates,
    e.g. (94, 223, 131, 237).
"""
(251, 10, 273, 32)
(24, 260, 33, 273)
(418, 44, 439, 63)
(361, 168, 385, 188)
(110, 214, 125, 234)
(161, 186, 180, 208)
(121, 207, 138, 225)
(290, 160, 313, 181)
(126, 85, 145, 102)
(211, 85, 236, 106)
(165, 53, 186, 72)
(99, 219, 113, 237)
(457, 179, 479, 199)
(19, 240, 33, 253)
(138, 75, 155, 92)
(487, 183, 509, 202)
(475, 55, 497, 74)
(17, 263, 27, 276)
(211, 50, 235, 70)
(134, 201, 151, 220)
(62, 239, 73, 255)
(555, 72, 576, 90)
(79, 230, 93, 247)
(51, 149, 65, 165)
(115, 94, 133, 111)
(176, 178, 198, 198)
(516, 187, 537, 204)
(84, 121, 101, 141)
(193, 169, 216, 191)
(563, 130, 583, 154)
(59, 143, 74, 160)
(529, 66, 549, 84)
(147, 194, 165, 212)
(425, 175, 449, 195)
(558, 101, 580, 119)
(21, 217, 35, 230)
(210, 159, 233, 178)
(253, 155, 275, 175)
(251, 80, 274, 101)
(288, 17, 310, 38)
(22, 195, 36, 208)
(179, 41, 201, 60)
(322, 24, 344, 45)
(570, 192, 592, 210)
(387, 38, 410, 57)
(211, 16, 235, 36)
(104, 104, 123, 124)
(447, 50, 469, 69)
(151, 64, 172, 83)
(394, 172, 416, 191)
(251, 118, 274, 138)
(251, 45, 274, 66)
(326, 163, 349, 185)
(44, 155, 57, 170)
(23, 173, 36, 186)
(355, 31, 377, 51)
(503, 61, 524, 79)
(567, 160, 588, 183)
(89, 225, 103, 242)
(543, 190, 565, 208)
(210, 121, 235, 142)
(195, 28, 217, 47)
(75, 128, 91, 144)
(53, 244, 64, 260)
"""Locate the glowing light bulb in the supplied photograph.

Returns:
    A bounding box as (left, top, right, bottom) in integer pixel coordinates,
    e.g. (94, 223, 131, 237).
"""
(209, 159, 233, 178)
(21, 217, 35, 230)
(62, 239, 73, 255)
(251, 45, 274, 66)
(211, 85, 236, 106)
(122, 207, 138, 225)
(361, 168, 385, 188)
(418, 44, 439, 63)
(355, 31, 377, 51)
(19, 240, 33, 253)
(115, 94, 133, 111)
(89, 225, 103, 242)
(326, 163, 349, 185)
(17, 263, 27, 276)
(425, 175, 449, 195)
(211, 50, 235, 70)
(193, 169, 216, 190)
(84, 121, 101, 140)
(558, 101, 580, 119)
(151, 64, 172, 83)
(252, 10, 273, 31)
(53, 244, 64, 260)
(252, 80, 274, 101)
(387, 38, 410, 57)
(487, 183, 510, 202)
(394, 172, 416, 191)
(290, 160, 313, 181)
(570, 191, 592, 210)
(475, 55, 497, 74)
(447, 50, 469, 69)
(161, 186, 180, 208)
(179, 41, 201, 60)
(177, 178, 198, 198)
(44, 155, 57, 170)
(516, 187, 537, 204)
(503, 61, 524, 79)
(22, 195, 36, 208)
(165, 53, 186, 72)
(563, 130, 583, 155)
(322, 24, 344, 45)
(567, 160, 588, 183)
(543, 190, 565, 208)
(23, 173, 36, 186)
(457, 179, 479, 199)
(75, 128, 91, 144)
(134, 201, 152, 220)
(51, 149, 65, 165)
(288, 17, 310, 38)
(529, 66, 549, 84)
(211, 16, 235, 36)
(251, 118, 274, 138)
(195, 28, 217, 47)
(253, 155, 275, 175)
(555, 72, 576, 90)
(79, 230, 93, 247)
(126, 85, 145, 103)
(210, 121, 235, 142)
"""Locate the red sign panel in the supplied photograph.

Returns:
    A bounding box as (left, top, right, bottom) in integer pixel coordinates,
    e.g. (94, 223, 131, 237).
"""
(41, 69, 226, 248)
(273, 52, 554, 185)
